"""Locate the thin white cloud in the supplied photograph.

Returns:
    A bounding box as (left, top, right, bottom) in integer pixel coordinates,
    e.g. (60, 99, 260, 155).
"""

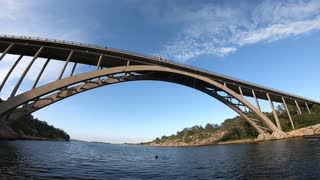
(161, 0, 320, 62)
(236, 17, 320, 46)
(216, 47, 237, 56)
(0, 0, 92, 41)
(252, 0, 320, 24)
(0, 0, 96, 99)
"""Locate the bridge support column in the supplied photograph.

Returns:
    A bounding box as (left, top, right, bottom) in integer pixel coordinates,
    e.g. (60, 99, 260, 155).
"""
(295, 100, 302, 115)
(10, 47, 43, 98)
(0, 43, 14, 62)
(0, 55, 23, 92)
(282, 97, 294, 129)
(305, 103, 311, 114)
(257, 133, 272, 141)
(267, 93, 282, 131)
(58, 51, 74, 80)
(252, 89, 261, 111)
(96, 55, 103, 70)
(70, 63, 77, 76)
(32, 58, 50, 89)
(238, 87, 247, 112)
(96, 55, 103, 81)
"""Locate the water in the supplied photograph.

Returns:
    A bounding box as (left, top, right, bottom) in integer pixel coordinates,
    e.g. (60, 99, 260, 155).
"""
(0, 138, 319, 179)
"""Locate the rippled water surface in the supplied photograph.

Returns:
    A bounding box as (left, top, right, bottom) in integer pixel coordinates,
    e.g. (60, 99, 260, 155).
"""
(0, 138, 320, 179)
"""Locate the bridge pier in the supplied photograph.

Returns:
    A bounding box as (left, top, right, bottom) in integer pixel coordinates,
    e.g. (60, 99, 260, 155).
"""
(257, 133, 272, 141)
(256, 132, 287, 141)
(271, 131, 287, 139)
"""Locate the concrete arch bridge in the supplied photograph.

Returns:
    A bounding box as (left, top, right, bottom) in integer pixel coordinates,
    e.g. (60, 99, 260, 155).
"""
(0, 35, 319, 140)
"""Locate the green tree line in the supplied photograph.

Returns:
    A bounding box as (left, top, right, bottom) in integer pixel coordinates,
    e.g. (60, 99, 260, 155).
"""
(11, 114, 70, 141)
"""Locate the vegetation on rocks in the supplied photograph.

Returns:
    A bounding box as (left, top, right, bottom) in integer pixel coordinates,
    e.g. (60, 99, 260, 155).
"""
(146, 105, 320, 146)
(1, 98, 70, 141)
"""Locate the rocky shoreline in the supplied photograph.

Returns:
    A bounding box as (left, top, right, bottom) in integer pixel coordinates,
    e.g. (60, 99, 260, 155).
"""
(287, 124, 320, 137)
(143, 124, 320, 147)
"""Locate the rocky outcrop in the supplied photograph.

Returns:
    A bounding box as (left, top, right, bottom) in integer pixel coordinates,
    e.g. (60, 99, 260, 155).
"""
(146, 131, 227, 147)
(144, 124, 320, 147)
(287, 124, 320, 137)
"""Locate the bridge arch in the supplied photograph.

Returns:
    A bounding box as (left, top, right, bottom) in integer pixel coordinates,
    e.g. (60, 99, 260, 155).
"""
(0, 65, 286, 139)
(2, 35, 317, 140)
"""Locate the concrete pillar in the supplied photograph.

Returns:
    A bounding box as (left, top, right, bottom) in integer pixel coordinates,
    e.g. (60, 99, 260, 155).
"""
(238, 87, 247, 112)
(267, 93, 282, 131)
(70, 63, 77, 76)
(252, 89, 261, 111)
(58, 51, 73, 80)
(123, 60, 130, 78)
(32, 58, 50, 89)
(96, 55, 103, 70)
(0, 55, 23, 91)
(282, 97, 294, 129)
(0, 43, 14, 62)
(295, 100, 302, 115)
(305, 102, 311, 114)
(10, 47, 43, 98)
(96, 55, 104, 81)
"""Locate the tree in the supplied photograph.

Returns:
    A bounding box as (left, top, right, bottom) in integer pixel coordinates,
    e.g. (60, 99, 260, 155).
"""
(204, 123, 220, 132)
(276, 104, 285, 114)
(311, 105, 320, 114)
(183, 130, 192, 143)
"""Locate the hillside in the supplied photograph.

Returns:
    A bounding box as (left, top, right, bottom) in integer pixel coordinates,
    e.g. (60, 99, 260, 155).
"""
(10, 114, 70, 141)
(0, 99, 70, 141)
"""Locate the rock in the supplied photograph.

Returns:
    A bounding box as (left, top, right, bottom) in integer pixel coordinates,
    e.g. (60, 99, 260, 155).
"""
(145, 131, 227, 147)
(257, 133, 271, 141)
(288, 124, 320, 137)
(302, 128, 314, 135)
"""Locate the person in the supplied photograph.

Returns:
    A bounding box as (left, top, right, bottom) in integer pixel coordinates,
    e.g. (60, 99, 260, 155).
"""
(155, 155, 158, 159)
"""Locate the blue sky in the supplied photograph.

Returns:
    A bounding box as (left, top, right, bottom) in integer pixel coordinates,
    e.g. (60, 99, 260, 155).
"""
(0, 0, 320, 143)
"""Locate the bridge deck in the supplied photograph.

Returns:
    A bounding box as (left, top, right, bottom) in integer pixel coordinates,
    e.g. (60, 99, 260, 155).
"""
(0, 35, 318, 106)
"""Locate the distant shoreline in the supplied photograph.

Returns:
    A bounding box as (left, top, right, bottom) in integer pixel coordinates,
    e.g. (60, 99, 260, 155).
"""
(0, 136, 68, 142)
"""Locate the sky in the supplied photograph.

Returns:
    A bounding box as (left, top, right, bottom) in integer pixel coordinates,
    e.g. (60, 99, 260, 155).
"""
(0, 0, 320, 143)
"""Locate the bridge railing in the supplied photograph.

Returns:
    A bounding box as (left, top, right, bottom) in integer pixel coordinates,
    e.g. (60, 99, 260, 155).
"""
(0, 34, 163, 62)
(0, 34, 317, 103)
(0, 35, 250, 79)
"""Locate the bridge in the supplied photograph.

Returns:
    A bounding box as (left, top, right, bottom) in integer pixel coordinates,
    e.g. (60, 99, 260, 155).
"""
(0, 35, 319, 140)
